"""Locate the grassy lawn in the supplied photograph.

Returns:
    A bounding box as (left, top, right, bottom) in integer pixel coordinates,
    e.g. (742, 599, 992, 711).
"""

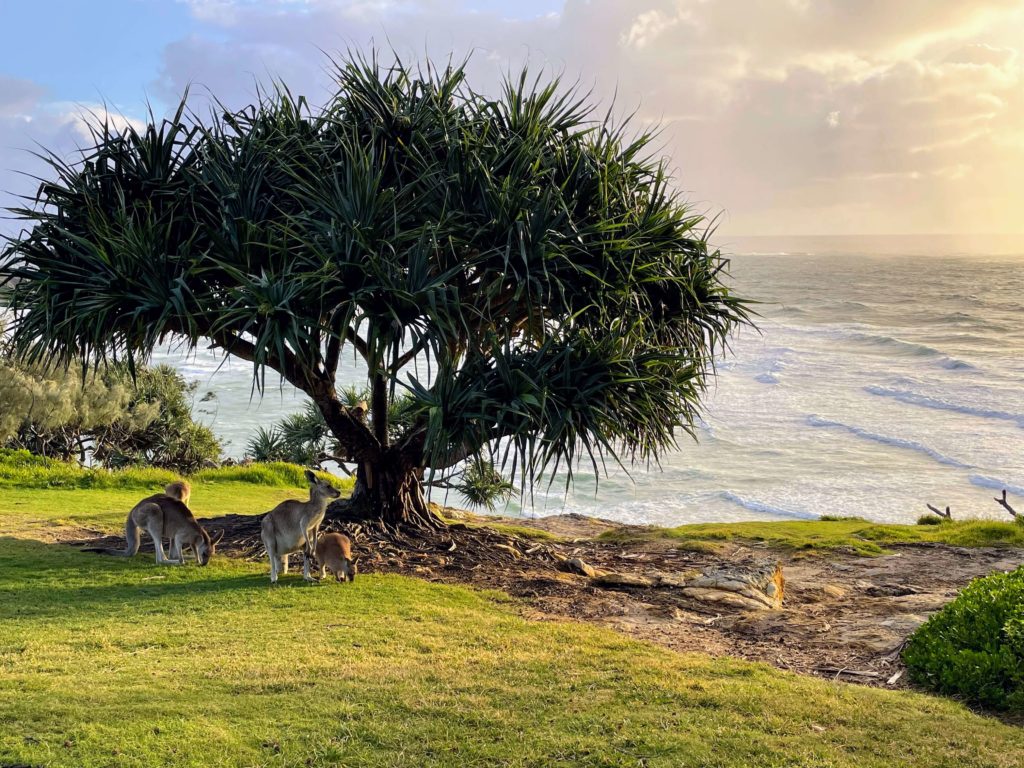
(601, 517, 1024, 556)
(0, 485, 319, 540)
(2, 484, 1023, 766)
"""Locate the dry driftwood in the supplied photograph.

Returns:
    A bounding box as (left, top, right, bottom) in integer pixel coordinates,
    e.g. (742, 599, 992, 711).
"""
(994, 489, 1019, 519)
(591, 560, 785, 611)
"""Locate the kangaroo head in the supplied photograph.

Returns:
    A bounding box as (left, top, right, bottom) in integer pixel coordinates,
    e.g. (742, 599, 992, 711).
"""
(305, 469, 341, 501)
(195, 528, 225, 566)
(337, 555, 358, 583)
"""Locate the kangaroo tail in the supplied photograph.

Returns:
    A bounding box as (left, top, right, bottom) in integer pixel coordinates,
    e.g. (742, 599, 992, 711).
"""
(81, 509, 144, 556)
(122, 511, 142, 556)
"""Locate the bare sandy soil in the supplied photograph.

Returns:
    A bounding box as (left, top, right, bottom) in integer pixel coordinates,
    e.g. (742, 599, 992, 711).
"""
(443, 515, 1024, 689)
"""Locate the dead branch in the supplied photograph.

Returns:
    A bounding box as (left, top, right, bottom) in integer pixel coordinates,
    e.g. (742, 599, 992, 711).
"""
(993, 489, 1019, 519)
(317, 453, 354, 476)
(925, 503, 952, 519)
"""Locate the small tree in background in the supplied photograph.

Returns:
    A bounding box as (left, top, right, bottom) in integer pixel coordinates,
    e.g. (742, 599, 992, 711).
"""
(1, 53, 751, 528)
(245, 402, 332, 467)
(0, 352, 220, 471)
(0, 355, 156, 462)
(92, 365, 222, 471)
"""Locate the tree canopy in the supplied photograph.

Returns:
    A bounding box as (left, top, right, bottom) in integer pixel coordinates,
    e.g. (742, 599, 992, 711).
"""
(0, 53, 752, 525)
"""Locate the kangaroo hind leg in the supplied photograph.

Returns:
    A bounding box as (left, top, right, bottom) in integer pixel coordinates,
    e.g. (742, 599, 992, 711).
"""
(140, 506, 180, 565)
(262, 528, 279, 583)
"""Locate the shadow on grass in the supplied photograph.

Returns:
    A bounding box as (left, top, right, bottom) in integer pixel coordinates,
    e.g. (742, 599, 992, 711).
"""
(0, 536, 291, 621)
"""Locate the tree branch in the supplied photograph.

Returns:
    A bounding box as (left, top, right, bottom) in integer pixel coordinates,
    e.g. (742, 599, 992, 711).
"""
(344, 326, 369, 362)
(392, 336, 430, 373)
(925, 503, 952, 519)
(207, 330, 310, 392)
(208, 328, 381, 462)
(394, 418, 489, 471)
(993, 489, 1019, 519)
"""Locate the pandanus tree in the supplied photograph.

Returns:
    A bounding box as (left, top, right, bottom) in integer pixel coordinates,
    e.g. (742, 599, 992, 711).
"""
(0, 54, 751, 528)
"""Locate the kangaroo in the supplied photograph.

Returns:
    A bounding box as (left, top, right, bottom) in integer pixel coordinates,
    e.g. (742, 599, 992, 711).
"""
(97, 481, 222, 565)
(261, 469, 341, 582)
(314, 532, 358, 582)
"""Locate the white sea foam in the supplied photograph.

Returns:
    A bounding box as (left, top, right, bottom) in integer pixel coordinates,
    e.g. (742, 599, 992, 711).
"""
(967, 475, 1024, 499)
(864, 386, 1024, 428)
(719, 491, 818, 520)
(806, 415, 972, 468)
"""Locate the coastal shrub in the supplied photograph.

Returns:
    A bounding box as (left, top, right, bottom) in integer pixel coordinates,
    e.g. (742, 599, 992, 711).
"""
(0, 354, 220, 472)
(92, 365, 221, 472)
(451, 459, 518, 511)
(244, 402, 332, 466)
(903, 565, 1024, 711)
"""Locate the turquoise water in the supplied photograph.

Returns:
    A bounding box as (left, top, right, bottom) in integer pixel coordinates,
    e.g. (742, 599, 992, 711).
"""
(158, 235, 1024, 525)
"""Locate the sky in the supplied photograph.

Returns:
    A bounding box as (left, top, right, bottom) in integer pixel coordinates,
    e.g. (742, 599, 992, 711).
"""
(1, 0, 1022, 238)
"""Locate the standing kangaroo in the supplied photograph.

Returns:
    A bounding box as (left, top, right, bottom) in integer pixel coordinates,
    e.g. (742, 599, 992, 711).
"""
(261, 470, 341, 582)
(314, 532, 358, 582)
(95, 481, 222, 565)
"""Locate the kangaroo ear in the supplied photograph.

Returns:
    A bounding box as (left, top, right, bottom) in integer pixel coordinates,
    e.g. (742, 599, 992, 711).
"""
(304, 469, 317, 484)
(211, 528, 225, 545)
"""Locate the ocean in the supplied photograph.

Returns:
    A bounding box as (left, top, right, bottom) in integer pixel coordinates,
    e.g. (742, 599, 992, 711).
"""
(155, 234, 1024, 526)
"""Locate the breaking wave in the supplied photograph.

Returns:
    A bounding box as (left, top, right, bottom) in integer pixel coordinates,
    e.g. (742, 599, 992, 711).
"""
(720, 491, 818, 520)
(865, 386, 1024, 428)
(783, 325, 978, 371)
(807, 415, 971, 468)
(967, 475, 1024, 499)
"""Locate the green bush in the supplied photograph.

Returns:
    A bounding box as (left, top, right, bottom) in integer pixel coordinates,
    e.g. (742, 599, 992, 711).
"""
(93, 365, 222, 472)
(916, 514, 945, 525)
(0, 354, 221, 472)
(903, 565, 1024, 711)
(244, 403, 330, 466)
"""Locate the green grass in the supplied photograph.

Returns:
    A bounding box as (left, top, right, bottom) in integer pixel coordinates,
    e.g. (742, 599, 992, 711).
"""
(444, 518, 562, 542)
(2, 490, 1024, 766)
(434, 506, 563, 542)
(0, 449, 351, 491)
(0, 485, 318, 539)
(600, 518, 1024, 556)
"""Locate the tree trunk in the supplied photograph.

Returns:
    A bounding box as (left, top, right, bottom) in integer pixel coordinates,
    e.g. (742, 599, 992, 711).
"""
(347, 450, 441, 528)
(309, 384, 441, 530)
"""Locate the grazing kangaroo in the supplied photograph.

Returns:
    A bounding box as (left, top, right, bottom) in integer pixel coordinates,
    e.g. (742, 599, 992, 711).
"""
(99, 481, 221, 565)
(314, 532, 357, 582)
(261, 470, 341, 582)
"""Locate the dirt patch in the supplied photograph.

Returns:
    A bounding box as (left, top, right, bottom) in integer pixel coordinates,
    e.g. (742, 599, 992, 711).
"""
(75, 510, 1024, 690)
(9, 521, 110, 546)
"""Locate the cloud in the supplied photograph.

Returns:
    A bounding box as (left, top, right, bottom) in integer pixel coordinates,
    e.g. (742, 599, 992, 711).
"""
(4, 0, 1024, 237)
(0, 76, 47, 118)
(0, 85, 146, 236)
